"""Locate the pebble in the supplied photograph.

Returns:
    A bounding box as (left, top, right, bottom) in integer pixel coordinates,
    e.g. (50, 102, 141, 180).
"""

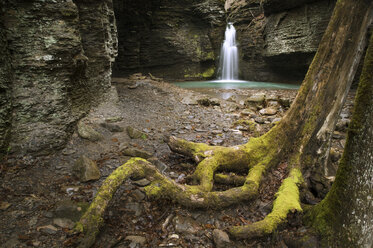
(37, 225, 58, 235)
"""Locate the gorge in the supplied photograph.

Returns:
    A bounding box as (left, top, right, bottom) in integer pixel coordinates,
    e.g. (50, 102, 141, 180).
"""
(0, 0, 372, 248)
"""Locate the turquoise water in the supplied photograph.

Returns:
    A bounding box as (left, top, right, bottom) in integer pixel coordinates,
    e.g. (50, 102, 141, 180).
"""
(173, 80, 300, 90)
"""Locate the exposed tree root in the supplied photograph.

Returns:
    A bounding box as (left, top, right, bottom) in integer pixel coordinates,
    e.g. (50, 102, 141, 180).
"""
(74, 136, 302, 247)
(228, 167, 303, 239)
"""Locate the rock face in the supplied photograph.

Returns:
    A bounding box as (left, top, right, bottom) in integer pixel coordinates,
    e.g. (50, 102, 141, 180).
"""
(227, 0, 336, 83)
(112, 0, 225, 81)
(0, 0, 117, 156)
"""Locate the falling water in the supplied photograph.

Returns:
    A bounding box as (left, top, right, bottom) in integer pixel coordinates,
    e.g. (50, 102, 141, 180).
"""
(219, 23, 239, 80)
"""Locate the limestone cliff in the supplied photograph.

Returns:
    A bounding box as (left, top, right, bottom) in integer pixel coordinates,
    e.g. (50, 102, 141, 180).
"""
(112, 0, 226, 81)
(228, 0, 336, 82)
(0, 0, 117, 156)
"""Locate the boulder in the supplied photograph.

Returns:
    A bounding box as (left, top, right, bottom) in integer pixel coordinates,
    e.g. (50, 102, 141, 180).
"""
(73, 155, 101, 182)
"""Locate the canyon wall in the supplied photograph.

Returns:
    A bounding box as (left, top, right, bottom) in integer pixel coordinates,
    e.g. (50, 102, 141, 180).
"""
(0, 0, 117, 156)
(228, 0, 336, 82)
(112, 0, 226, 81)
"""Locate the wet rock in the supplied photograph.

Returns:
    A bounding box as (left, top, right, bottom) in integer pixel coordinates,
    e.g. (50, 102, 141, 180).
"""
(173, 215, 201, 235)
(132, 178, 151, 187)
(37, 225, 58, 234)
(121, 147, 153, 159)
(100, 122, 124, 132)
(212, 229, 231, 248)
(127, 126, 147, 139)
(125, 235, 146, 247)
(259, 107, 277, 116)
(53, 218, 75, 229)
(77, 121, 104, 141)
(73, 155, 101, 182)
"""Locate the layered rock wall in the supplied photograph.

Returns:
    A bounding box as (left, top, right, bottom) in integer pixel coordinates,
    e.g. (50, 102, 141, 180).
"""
(112, 0, 226, 81)
(0, 0, 117, 156)
(228, 0, 336, 82)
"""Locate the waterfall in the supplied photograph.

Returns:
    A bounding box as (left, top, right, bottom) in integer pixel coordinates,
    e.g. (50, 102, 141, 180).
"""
(219, 23, 239, 80)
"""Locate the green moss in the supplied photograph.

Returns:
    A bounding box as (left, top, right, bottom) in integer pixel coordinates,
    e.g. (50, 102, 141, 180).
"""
(184, 67, 215, 79)
(202, 67, 215, 78)
(230, 168, 303, 238)
(144, 181, 163, 198)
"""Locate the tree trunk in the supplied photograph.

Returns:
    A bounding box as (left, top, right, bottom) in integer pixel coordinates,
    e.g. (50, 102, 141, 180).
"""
(307, 32, 373, 248)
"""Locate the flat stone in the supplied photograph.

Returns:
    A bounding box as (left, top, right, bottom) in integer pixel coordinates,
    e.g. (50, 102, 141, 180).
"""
(212, 229, 231, 248)
(127, 126, 147, 139)
(132, 178, 151, 187)
(73, 155, 101, 182)
(100, 122, 124, 132)
(53, 218, 75, 229)
(77, 121, 104, 142)
(38, 225, 58, 234)
(241, 109, 255, 116)
(259, 107, 277, 115)
(121, 148, 153, 159)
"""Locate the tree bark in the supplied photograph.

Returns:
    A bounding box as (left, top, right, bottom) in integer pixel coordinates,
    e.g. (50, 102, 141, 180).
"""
(307, 32, 373, 248)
